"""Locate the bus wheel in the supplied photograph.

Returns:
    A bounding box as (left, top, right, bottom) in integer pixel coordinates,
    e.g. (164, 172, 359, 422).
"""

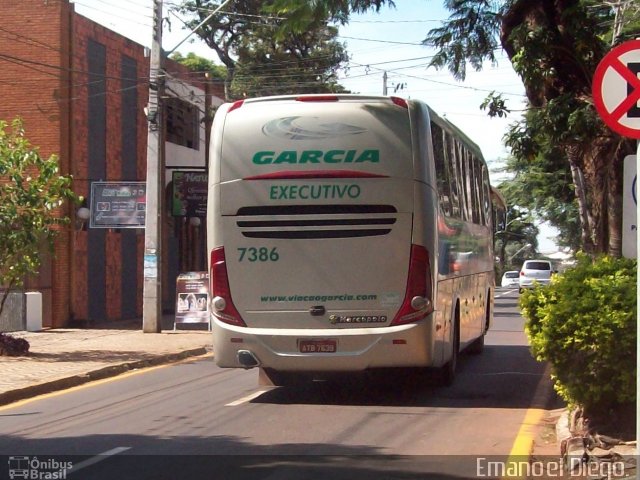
(439, 312, 459, 386)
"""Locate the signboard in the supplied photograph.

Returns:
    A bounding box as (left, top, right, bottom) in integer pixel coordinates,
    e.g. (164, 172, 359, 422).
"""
(171, 171, 208, 217)
(593, 39, 640, 139)
(175, 271, 210, 329)
(90, 182, 146, 228)
(623, 155, 637, 258)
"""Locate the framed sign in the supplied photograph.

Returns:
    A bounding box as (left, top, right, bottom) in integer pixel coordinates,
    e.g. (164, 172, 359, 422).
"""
(89, 182, 146, 228)
(171, 171, 208, 217)
(175, 271, 210, 330)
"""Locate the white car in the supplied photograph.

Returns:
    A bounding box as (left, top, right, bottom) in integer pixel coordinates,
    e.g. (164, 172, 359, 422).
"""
(500, 270, 520, 287)
(519, 259, 553, 290)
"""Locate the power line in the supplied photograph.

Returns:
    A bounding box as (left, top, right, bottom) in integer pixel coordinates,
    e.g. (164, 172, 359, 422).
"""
(349, 19, 441, 24)
(345, 60, 526, 98)
(0, 26, 61, 53)
(74, 1, 153, 27)
(339, 35, 425, 46)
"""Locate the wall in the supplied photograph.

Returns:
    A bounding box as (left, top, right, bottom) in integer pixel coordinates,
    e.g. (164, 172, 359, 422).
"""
(70, 13, 149, 323)
(0, 0, 225, 326)
(0, 0, 72, 327)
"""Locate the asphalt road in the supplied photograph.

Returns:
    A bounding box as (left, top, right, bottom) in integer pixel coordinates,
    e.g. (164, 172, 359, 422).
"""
(0, 287, 559, 480)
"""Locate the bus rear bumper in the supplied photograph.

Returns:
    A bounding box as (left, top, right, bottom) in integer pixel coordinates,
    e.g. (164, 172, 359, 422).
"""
(212, 317, 436, 372)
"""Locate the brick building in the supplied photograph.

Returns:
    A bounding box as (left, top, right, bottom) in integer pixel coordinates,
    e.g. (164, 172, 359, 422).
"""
(0, 0, 224, 327)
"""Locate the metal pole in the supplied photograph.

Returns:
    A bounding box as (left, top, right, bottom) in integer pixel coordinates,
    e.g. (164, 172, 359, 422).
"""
(636, 138, 639, 456)
(143, 0, 164, 333)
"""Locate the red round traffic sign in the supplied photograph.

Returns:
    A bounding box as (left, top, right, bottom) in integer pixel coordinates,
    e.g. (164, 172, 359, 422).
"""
(593, 39, 640, 139)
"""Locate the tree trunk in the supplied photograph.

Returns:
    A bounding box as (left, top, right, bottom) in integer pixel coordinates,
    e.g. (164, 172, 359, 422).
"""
(224, 65, 235, 101)
(0, 278, 16, 318)
(605, 145, 625, 257)
(568, 151, 595, 253)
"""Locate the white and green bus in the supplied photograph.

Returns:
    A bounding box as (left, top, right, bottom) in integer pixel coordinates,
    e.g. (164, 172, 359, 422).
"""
(207, 94, 495, 386)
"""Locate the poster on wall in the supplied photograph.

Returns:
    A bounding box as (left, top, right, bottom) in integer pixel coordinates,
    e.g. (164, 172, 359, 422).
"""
(171, 171, 208, 217)
(89, 181, 146, 228)
(175, 271, 210, 330)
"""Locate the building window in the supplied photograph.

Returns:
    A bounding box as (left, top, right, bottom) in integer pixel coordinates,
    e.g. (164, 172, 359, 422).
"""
(165, 97, 199, 150)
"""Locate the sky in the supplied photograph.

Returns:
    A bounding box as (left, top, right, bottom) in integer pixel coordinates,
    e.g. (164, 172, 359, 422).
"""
(71, 0, 560, 253)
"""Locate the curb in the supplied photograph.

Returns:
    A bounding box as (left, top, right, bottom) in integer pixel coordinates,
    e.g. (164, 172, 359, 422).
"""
(556, 409, 572, 445)
(0, 347, 210, 407)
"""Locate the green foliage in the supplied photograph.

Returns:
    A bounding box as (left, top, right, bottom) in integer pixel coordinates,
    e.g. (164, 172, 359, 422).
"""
(175, 0, 382, 98)
(480, 92, 510, 118)
(266, 0, 393, 34)
(498, 141, 581, 252)
(425, 0, 639, 255)
(423, 0, 503, 81)
(231, 23, 349, 97)
(169, 52, 227, 81)
(521, 254, 637, 412)
(0, 119, 78, 313)
(493, 198, 539, 274)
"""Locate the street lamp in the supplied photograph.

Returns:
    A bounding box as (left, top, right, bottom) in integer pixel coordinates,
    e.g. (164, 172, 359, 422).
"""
(508, 243, 532, 262)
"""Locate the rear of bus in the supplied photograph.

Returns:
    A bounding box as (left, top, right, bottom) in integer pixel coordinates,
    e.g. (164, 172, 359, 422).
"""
(207, 95, 442, 378)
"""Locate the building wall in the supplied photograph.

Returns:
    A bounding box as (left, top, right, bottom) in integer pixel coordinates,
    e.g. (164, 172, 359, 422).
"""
(0, 0, 225, 327)
(0, 0, 72, 327)
(70, 14, 150, 323)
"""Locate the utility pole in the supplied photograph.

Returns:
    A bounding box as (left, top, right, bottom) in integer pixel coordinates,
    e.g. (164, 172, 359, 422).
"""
(143, 0, 164, 333)
(382, 71, 388, 96)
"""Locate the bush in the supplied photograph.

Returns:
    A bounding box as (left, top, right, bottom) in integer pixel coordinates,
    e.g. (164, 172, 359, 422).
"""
(520, 253, 636, 413)
(0, 332, 30, 356)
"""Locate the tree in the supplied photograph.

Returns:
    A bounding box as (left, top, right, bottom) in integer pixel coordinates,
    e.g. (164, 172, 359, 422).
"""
(174, 0, 394, 99)
(0, 119, 78, 315)
(230, 22, 349, 97)
(265, 0, 393, 32)
(498, 146, 582, 252)
(424, 0, 638, 256)
(169, 51, 227, 81)
(493, 190, 539, 273)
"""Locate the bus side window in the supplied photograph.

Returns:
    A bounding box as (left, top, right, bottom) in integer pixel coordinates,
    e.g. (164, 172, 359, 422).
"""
(482, 166, 492, 227)
(474, 158, 486, 226)
(446, 133, 463, 219)
(470, 155, 482, 225)
(431, 123, 451, 216)
(459, 142, 471, 221)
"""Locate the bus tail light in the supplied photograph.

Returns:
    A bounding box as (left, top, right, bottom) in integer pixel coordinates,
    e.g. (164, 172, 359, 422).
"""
(390, 96, 408, 109)
(295, 95, 339, 102)
(390, 245, 433, 326)
(227, 100, 244, 113)
(210, 247, 246, 327)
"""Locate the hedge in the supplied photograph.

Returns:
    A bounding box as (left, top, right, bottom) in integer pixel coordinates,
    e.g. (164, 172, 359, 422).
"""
(520, 253, 636, 412)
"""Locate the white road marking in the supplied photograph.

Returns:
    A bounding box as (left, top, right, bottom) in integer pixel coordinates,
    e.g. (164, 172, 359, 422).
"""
(495, 288, 518, 298)
(225, 389, 270, 406)
(68, 447, 131, 475)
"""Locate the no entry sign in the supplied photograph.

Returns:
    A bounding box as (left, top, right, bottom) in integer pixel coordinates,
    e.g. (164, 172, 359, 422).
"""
(593, 39, 640, 139)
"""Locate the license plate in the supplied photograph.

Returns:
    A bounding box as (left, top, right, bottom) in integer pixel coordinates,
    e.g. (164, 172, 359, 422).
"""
(298, 339, 337, 353)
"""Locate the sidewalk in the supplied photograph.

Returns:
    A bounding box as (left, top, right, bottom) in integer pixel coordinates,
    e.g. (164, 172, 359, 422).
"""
(0, 315, 212, 406)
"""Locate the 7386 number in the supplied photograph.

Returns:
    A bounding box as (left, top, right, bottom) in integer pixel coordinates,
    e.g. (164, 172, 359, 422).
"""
(238, 247, 280, 262)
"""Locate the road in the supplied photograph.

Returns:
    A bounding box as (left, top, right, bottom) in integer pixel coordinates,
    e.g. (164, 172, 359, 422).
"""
(0, 288, 558, 479)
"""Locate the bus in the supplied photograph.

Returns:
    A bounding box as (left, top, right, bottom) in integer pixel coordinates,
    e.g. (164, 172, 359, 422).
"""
(206, 94, 495, 386)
